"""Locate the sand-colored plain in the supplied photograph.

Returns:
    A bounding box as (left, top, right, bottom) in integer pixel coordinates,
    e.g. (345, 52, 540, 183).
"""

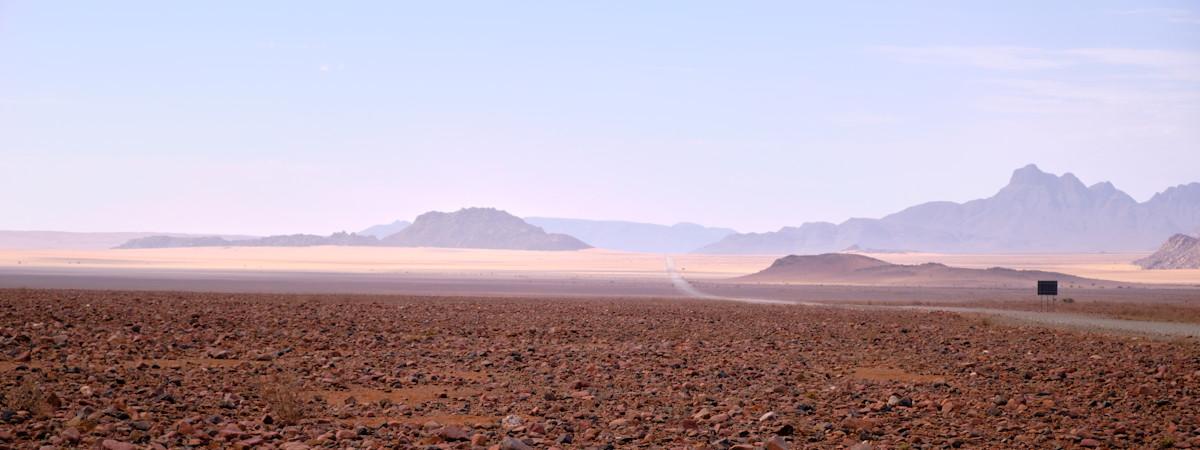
(0, 247, 1194, 285)
(0, 247, 772, 280)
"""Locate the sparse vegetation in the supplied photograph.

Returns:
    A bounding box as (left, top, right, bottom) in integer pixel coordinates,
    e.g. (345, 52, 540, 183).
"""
(260, 374, 305, 426)
(5, 377, 51, 417)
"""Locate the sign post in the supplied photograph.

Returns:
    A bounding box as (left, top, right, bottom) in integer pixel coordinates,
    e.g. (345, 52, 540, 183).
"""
(1037, 280, 1058, 305)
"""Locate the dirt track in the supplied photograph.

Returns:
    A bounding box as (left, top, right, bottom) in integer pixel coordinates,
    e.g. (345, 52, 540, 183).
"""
(668, 257, 1200, 338)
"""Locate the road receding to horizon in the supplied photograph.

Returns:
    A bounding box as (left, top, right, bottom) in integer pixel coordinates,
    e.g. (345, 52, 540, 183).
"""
(665, 256, 1200, 339)
(665, 256, 795, 305)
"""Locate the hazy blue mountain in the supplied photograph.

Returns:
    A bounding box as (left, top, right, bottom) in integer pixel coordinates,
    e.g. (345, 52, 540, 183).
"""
(382, 208, 591, 251)
(700, 165, 1200, 254)
(359, 220, 411, 239)
(524, 217, 735, 253)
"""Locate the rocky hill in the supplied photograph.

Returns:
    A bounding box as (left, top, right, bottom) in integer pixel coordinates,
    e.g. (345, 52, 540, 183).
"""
(381, 208, 591, 251)
(1134, 234, 1200, 270)
(702, 165, 1200, 254)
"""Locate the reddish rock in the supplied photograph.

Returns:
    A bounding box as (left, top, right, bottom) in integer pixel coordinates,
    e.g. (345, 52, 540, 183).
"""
(766, 436, 790, 450)
(102, 440, 136, 450)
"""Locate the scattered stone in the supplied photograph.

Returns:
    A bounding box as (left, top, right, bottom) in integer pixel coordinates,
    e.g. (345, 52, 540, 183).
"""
(0, 290, 1197, 449)
(439, 426, 468, 441)
(101, 440, 135, 450)
(766, 436, 790, 450)
(500, 437, 533, 450)
(502, 414, 523, 430)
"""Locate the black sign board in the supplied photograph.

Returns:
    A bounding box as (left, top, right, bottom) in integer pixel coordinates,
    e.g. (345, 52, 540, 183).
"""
(1037, 280, 1058, 296)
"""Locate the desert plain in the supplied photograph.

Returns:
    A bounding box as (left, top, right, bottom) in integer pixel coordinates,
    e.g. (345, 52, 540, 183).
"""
(1, 247, 1199, 449)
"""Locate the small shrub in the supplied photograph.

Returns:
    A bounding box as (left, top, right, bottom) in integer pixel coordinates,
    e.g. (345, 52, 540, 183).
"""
(6, 377, 51, 417)
(260, 374, 305, 426)
(1061, 297, 1075, 303)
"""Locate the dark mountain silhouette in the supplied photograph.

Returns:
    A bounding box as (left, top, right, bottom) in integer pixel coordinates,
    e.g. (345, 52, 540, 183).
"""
(1135, 234, 1200, 270)
(701, 165, 1200, 254)
(524, 217, 735, 253)
(381, 208, 591, 251)
(740, 253, 1108, 288)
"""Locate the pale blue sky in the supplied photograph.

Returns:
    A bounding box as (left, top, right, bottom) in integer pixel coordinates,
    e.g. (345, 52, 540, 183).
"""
(2, 1, 1198, 234)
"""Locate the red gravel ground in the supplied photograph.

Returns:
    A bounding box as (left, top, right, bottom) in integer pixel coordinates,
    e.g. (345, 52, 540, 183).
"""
(1, 288, 1198, 449)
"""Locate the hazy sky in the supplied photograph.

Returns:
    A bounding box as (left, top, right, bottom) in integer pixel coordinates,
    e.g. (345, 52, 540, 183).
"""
(2, 1, 1198, 235)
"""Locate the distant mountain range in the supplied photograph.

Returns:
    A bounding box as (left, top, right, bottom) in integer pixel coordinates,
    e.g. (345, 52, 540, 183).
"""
(117, 208, 591, 251)
(382, 208, 590, 251)
(19, 164, 1199, 254)
(0, 231, 257, 250)
(117, 232, 378, 249)
(740, 253, 1107, 288)
(524, 218, 735, 253)
(701, 165, 1200, 254)
(1135, 234, 1200, 270)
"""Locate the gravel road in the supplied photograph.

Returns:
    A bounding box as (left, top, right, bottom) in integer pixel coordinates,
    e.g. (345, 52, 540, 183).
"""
(666, 256, 1200, 338)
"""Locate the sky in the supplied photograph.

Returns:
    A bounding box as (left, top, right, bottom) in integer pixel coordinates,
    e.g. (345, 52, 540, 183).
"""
(2, 1, 1198, 235)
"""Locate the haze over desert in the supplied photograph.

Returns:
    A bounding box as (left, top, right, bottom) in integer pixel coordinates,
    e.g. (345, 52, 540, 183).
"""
(3, 2, 1199, 449)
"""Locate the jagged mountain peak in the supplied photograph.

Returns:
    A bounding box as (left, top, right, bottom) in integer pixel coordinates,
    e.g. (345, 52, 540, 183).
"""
(1150, 183, 1200, 202)
(1004, 164, 1087, 191)
(1007, 164, 1055, 186)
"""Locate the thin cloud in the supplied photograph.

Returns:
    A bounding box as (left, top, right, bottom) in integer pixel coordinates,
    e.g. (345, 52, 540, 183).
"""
(828, 112, 902, 127)
(318, 63, 345, 73)
(1065, 48, 1200, 81)
(874, 46, 1200, 81)
(874, 44, 1200, 143)
(1113, 8, 1200, 25)
(872, 46, 1069, 70)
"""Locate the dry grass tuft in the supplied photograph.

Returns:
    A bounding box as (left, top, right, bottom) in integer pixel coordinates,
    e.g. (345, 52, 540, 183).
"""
(260, 373, 305, 426)
(5, 377, 52, 417)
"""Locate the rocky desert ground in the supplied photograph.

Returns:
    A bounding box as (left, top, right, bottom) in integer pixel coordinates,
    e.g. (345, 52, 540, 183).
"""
(3, 289, 1199, 449)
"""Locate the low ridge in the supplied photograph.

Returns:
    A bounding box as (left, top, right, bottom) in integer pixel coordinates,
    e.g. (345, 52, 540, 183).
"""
(116, 232, 378, 249)
(740, 253, 1108, 288)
